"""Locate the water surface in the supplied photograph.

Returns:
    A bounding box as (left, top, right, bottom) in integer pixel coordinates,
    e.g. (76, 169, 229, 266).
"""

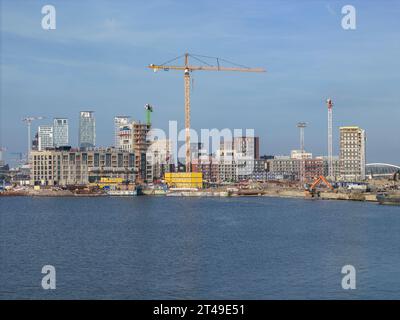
(0, 196, 399, 299)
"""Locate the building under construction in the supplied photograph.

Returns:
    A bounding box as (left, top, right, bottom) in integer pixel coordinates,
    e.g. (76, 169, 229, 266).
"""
(115, 106, 153, 182)
(148, 53, 265, 188)
(133, 121, 151, 182)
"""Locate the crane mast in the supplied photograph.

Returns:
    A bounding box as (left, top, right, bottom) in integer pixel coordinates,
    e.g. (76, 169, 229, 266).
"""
(22, 116, 44, 161)
(145, 104, 153, 126)
(183, 53, 191, 171)
(184, 68, 191, 171)
(149, 53, 265, 173)
(326, 99, 333, 179)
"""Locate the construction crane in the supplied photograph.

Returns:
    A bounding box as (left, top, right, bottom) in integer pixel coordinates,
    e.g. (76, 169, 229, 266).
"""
(326, 98, 334, 179)
(148, 53, 265, 172)
(145, 104, 153, 127)
(22, 116, 45, 160)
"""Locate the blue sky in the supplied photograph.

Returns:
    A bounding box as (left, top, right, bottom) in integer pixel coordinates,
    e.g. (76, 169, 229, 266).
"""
(1, 0, 399, 163)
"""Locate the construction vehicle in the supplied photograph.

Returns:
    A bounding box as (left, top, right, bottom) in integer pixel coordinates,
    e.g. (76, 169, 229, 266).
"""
(148, 53, 265, 174)
(305, 175, 335, 198)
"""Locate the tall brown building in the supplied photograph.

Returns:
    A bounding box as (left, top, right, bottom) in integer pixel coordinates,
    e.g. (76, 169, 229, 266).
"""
(133, 122, 151, 182)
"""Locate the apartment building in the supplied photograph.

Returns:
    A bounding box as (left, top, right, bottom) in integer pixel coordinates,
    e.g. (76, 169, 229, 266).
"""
(53, 118, 69, 147)
(267, 157, 301, 181)
(38, 125, 54, 151)
(339, 126, 366, 181)
(79, 111, 96, 149)
(31, 148, 135, 186)
(114, 116, 130, 149)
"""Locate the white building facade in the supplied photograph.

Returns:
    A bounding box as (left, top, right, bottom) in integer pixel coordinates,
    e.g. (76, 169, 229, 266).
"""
(38, 125, 54, 151)
(339, 126, 366, 181)
(114, 116, 130, 149)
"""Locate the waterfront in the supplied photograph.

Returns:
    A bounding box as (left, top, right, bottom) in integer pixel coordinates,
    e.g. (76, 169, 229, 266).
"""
(0, 197, 399, 299)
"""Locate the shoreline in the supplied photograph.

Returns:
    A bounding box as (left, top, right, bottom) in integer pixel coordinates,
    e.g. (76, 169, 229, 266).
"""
(0, 188, 381, 203)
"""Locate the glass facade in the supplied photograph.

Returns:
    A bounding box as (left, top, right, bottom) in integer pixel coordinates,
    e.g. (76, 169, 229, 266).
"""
(79, 111, 95, 149)
(53, 118, 69, 147)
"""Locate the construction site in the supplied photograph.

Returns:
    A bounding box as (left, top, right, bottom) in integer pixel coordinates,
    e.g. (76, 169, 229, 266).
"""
(147, 53, 265, 190)
(1, 53, 399, 204)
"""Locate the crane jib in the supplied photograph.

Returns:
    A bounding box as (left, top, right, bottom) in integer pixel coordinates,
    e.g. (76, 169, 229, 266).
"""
(148, 54, 265, 173)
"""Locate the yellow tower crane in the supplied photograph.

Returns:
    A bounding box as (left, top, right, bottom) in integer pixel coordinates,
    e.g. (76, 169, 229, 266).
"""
(148, 53, 265, 173)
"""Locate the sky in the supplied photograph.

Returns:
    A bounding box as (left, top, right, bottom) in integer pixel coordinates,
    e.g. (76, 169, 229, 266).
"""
(0, 0, 399, 164)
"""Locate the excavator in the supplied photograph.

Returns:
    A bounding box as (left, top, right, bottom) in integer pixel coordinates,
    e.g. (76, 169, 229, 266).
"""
(305, 175, 335, 198)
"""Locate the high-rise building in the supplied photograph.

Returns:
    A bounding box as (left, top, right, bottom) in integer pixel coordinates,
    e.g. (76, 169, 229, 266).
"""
(38, 125, 54, 151)
(115, 119, 151, 181)
(114, 116, 130, 149)
(53, 118, 69, 147)
(133, 121, 151, 182)
(233, 136, 259, 179)
(339, 126, 366, 181)
(233, 136, 260, 159)
(117, 123, 134, 152)
(79, 111, 95, 149)
(32, 132, 39, 151)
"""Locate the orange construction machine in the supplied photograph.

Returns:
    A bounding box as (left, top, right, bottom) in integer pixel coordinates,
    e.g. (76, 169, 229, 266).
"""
(305, 175, 335, 198)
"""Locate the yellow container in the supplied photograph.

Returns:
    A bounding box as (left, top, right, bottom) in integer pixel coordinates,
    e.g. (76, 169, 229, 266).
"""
(164, 172, 203, 188)
(100, 177, 124, 184)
